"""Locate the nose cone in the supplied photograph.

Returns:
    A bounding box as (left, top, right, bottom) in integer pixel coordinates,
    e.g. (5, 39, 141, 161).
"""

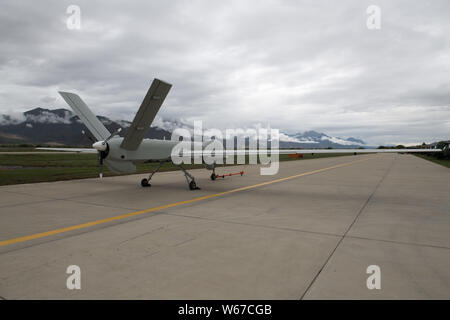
(93, 141, 107, 151)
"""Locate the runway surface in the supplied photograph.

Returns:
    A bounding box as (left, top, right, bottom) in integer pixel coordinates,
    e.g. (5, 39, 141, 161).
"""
(0, 153, 449, 299)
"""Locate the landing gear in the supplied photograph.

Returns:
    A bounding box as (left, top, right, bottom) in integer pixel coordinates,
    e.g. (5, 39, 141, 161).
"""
(176, 164, 200, 190)
(141, 178, 150, 187)
(140, 161, 163, 187)
(189, 180, 198, 190)
(210, 162, 217, 180)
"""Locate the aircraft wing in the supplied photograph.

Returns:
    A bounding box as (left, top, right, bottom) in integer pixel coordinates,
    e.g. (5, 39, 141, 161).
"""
(120, 79, 172, 151)
(182, 148, 442, 156)
(36, 147, 97, 153)
(258, 148, 442, 154)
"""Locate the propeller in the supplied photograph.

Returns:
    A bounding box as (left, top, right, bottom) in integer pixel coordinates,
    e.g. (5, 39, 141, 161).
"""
(98, 151, 103, 179)
(82, 130, 103, 178)
(83, 127, 122, 179)
(106, 127, 122, 141)
(81, 130, 95, 143)
(92, 127, 122, 151)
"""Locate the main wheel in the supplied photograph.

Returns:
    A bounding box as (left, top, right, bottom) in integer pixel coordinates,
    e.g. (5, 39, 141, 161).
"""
(141, 178, 150, 187)
(189, 180, 197, 190)
(210, 173, 216, 180)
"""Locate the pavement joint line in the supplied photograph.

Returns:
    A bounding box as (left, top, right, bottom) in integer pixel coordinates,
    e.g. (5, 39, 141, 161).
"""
(0, 192, 138, 212)
(161, 211, 343, 239)
(1, 189, 63, 200)
(49, 198, 141, 212)
(0, 199, 56, 209)
(299, 157, 395, 300)
(0, 157, 371, 247)
(2, 188, 123, 202)
(345, 235, 450, 251)
(2, 187, 148, 211)
(0, 211, 168, 255)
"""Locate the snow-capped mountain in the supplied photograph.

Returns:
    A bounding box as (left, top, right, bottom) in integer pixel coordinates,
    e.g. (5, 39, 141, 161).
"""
(0, 108, 171, 145)
(0, 107, 367, 148)
(279, 131, 367, 148)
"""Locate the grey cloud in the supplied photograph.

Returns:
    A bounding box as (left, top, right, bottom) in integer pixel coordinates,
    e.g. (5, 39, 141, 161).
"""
(0, 0, 449, 146)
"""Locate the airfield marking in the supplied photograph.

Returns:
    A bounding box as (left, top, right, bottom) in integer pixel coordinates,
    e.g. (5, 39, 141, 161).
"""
(0, 157, 371, 247)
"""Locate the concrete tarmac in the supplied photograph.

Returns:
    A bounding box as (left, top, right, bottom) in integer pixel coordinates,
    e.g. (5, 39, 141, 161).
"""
(0, 153, 449, 299)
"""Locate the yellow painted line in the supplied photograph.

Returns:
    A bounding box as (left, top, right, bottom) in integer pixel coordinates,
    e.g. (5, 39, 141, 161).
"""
(0, 157, 370, 247)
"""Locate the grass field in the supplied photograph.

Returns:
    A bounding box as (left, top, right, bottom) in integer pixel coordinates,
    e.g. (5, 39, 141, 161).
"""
(414, 154, 450, 168)
(0, 151, 354, 186)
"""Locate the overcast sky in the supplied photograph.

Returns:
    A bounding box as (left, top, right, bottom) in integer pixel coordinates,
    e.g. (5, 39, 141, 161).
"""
(0, 0, 449, 145)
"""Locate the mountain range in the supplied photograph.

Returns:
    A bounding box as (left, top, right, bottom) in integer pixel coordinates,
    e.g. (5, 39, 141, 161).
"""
(0, 107, 368, 148)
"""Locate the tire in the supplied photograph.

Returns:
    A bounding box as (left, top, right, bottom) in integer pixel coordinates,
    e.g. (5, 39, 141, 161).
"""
(189, 180, 197, 190)
(141, 178, 150, 187)
(210, 173, 216, 181)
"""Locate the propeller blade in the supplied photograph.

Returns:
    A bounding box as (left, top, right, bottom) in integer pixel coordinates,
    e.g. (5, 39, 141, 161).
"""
(98, 152, 103, 179)
(82, 130, 96, 143)
(105, 127, 122, 142)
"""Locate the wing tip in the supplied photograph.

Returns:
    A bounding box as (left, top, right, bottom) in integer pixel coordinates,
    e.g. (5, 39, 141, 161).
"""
(153, 78, 173, 87)
(58, 91, 78, 99)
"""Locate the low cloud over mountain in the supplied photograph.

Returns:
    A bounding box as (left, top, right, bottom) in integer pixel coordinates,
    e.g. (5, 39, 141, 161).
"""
(0, 108, 170, 146)
(0, 108, 367, 148)
(279, 131, 367, 148)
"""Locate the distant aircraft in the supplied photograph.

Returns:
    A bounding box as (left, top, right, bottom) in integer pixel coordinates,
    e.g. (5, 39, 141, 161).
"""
(38, 79, 443, 190)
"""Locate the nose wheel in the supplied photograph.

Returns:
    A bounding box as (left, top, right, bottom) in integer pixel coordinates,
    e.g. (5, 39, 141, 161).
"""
(141, 178, 151, 187)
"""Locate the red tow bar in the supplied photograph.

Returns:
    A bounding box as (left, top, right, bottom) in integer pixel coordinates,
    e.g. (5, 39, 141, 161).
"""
(289, 153, 303, 159)
(214, 171, 244, 179)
